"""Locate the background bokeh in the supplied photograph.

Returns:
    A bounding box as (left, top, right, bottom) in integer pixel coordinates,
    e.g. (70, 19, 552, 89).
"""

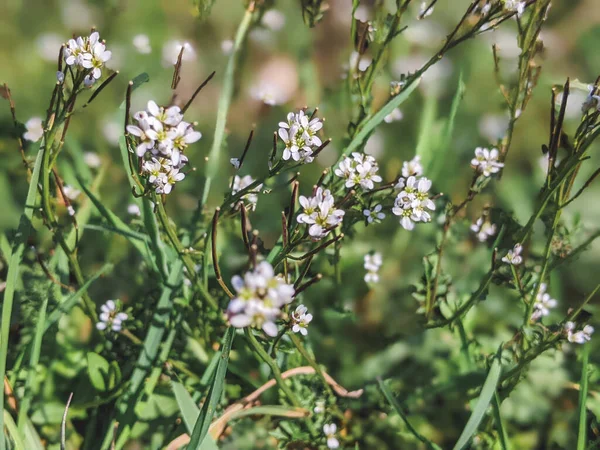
(1, 0, 600, 448)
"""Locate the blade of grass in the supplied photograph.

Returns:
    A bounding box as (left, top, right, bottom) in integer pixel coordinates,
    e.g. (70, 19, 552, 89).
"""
(172, 381, 200, 433)
(188, 327, 236, 450)
(492, 391, 510, 450)
(577, 343, 590, 450)
(3, 411, 25, 450)
(452, 356, 502, 450)
(0, 144, 44, 450)
(377, 377, 441, 450)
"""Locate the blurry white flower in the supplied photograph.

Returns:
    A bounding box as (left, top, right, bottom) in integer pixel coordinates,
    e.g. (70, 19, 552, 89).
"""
(314, 400, 325, 414)
(363, 205, 385, 224)
(297, 187, 345, 240)
(538, 153, 560, 175)
(582, 85, 600, 112)
(56, 71, 65, 83)
(419, 1, 434, 18)
(470, 216, 497, 242)
(262, 9, 286, 31)
(252, 57, 298, 106)
(384, 108, 403, 123)
(278, 110, 324, 163)
(232, 175, 262, 211)
(502, 244, 523, 266)
(335, 152, 383, 191)
(230, 158, 240, 169)
(504, 0, 526, 17)
(481, 3, 492, 15)
(127, 204, 141, 216)
(392, 176, 436, 230)
(162, 40, 196, 67)
(132, 34, 151, 54)
(364, 252, 382, 283)
(251, 81, 288, 106)
(84, 152, 102, 168)
(36, 33, 63, 61)
(479, 114, 509, 143)
(96, 300, 128, 332)
(565, 322, 594, 344)
(471, 147, 504, 177)
(23, 117, 44, 142)
(349, 51, 372, 72)
(531, 283, 557, 321)
(402, 155, 423, 178)
(102, 118, 121, 146)
(323, 424, 339, 449)
(227, 261, 294, 337)
(221, 39, 234, 55)
(353, 4, 371, 22)
(62, 185, 81, 201)
(291, 304, 313, 336)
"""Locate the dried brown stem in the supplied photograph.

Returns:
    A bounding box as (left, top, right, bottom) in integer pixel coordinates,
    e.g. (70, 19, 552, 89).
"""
(182, 70, 216, 113)
(212, 207, 234, 298)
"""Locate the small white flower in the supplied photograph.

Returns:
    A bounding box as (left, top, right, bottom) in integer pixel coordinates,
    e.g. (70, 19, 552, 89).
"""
(530, 283, 558, 321)
(401, 155, 423, 178)
(313, 400, 325, 414)
(565, 322, 594, 344)
(335, 152, 383, 191)
(261, 9, 286, 31)
(471, 147, 504, 177)
(364, 253, 382, 283)
(502, 243, 523, 266)
(62, 185, 81, 201)
(162, 40, 196, 66)
(323, 423, 339, 449)
(84, 152, 102, 168)
(23, 117, 44, 142)
(127, 204, 141, 216)
(419, 1, 434, 18)
(278, 110, 324, 163)
(230, 158, 241, 169)
(582, 85, 600, 112)
(291, 304, 313, 336)
(221, 39, 234, 55)
(56, 71, 65, 83)
(96, 300, 128, 332)
(363, 204, 385, 224)
(504, 0, 526, 17)
(384, 108, 403, 123)
(132, 34, 152, 54)
(470, 216, 497, 243)
(392, 176, 436, 230)
(232, 175, 263, 210)
(81, 40, 112, 79)
(297, 187, 345, 240)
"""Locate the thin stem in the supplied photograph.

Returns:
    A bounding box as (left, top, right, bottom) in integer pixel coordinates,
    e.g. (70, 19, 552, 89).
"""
(212, 207, 234, 298)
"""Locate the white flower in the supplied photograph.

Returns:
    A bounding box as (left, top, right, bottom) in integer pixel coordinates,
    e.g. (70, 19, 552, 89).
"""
(392, 176, 436, 230)
(565, 322, 594, 344)
(23, 117, 44, 142)
(364, 253, 382, 283)
(401, 155, 423, 178)
(313, 400, 325, 414)
(230, 158, 240, 169)
(323, 424, 339, 449)
(96, 300, 128, 332)
(251, 81, 287, 106)
(81, 40, 112, 79)
(127, 204, 141, 216)
(168, 121, 202, 164)
(221, 39, 234, 55)
(62, 185, 81, 201)
(363, 204, 385, 224)
(56, 71, 65, 83)
(291, 304, 313, 336)
(504, 0, 526, 17)
(278, 110, 324, 163)
(227, 261, 294, 337)
(419, 1, 434, 18)
(132, 34, 151, 54)
(84, 151, 102, 168)
(582, 85, 600, 112)
(470, 216, 497, 242)
(384, 108, 403, 123)
(147, 100, 183, 127)
(162, 40, 196, 67)
(156, 168, 185, 195)
(471, 147, 504, 177)
(297, 187, 345, 240)
(127, 112, 158, 157)
(232, 175, 263, 211)
(262, 10, 286, 31)
(502, 243, 523, 266)
(531, 283, 558, 321)
(335, 152, 383, 191)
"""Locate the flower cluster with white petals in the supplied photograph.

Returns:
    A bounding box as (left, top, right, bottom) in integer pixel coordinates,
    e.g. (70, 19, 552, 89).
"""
(392, 176, 436, 230)
(323, 423, 340, 449)
(227, 262, 295, 337)
(364, 252, 382, 283)
(471, 147, 504, 177)
(531, 283, 557, 321)
(232, 175, 263, 210)
(470, 216, 497, 242)
(504, 0, 526, 17)
(96, 300, 128, 332)
(291, 304, 313, 336)
(278, 110, 323, 163)
(565, 322, 594, 344)
(297, 187, 345, 240)
(335, 152, 383, 191)
(502, 243, 523, 266)
(402, 155, 423, 178)
(127, 101, 201, 194)
(64, 31, 112, 86)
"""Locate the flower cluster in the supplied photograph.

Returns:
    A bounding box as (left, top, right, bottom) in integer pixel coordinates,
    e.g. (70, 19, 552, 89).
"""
(364, 253, 382, 283)
(291, 304, 313, 336)
(227, 262, 295, 337)
(96, 300, 128, 332)
(232, 175, 263, 210)
(564, 322, 594, 344)
(392, 176, 436, 230)
(64, 31, 112, 85)
(127, 101, 201, 194)
(278, 110, 323, 163)
(335, 152, 383, 190)
(297, 187, 345, 240)
(470, 216, 497, 242)
(531, 283, 558, 321)
(502, 243, 523, 266)
(471, 147, 504, 177)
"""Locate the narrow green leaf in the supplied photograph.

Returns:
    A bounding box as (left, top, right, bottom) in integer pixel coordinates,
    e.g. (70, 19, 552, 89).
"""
(172, 381, 200, 434)
(3, 411, 25, 450)
(577, 343, 590, 450)
(452, 356, 502, 450)
(188, 327, 236, 450)
(342, 79, 421, 157)
(492, 392, 510, 450)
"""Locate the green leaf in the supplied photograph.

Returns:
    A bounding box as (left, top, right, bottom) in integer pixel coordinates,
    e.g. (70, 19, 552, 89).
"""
(172, 381, 200, 434)
(3, 410, 25, 450)
(577, 343, 590, 450)
(87, 352, 120, 392)
(452, 356, 502, 450)
(188, 327, 236, 450)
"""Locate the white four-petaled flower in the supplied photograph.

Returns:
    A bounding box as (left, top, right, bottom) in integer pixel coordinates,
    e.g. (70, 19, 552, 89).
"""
(278, 110, 324, 163)
(291, 304, 313, 336)
(23, 117, 44, 142)
(502, 243, 523, 266)
(470, 216, 497, 243)
(323, 423, 340, 449)
(392, 176, 436, 230)
(401, 155, 423, 178)
(471, 147, 504, 177)
(364, 252, 382, 283)
(335, 152, 383, 191)
(531, 283, 558, 321)
(363, 204, 385, 224)
(63, 31, 112, 84)
(96, 300, 128, 332)
(297, 187, 345, 240)
(565, 322, 594, 344)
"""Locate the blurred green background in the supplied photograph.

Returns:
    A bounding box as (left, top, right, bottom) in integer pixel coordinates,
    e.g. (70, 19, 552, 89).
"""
(2, 0, 600, 448)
